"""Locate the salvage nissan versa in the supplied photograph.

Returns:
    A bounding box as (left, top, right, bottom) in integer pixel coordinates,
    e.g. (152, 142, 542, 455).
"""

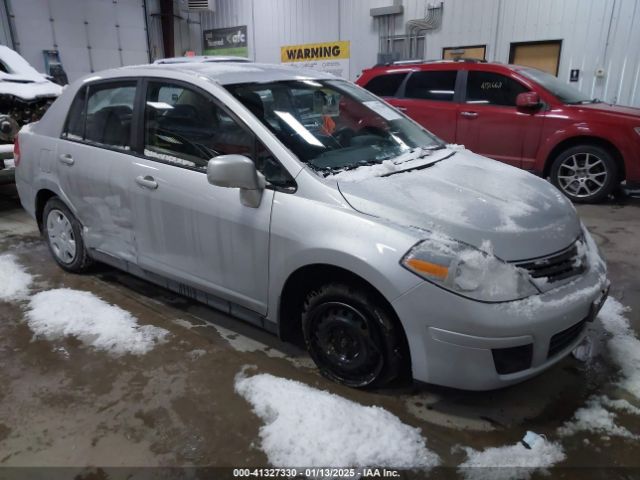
(15, 62, 610, 390)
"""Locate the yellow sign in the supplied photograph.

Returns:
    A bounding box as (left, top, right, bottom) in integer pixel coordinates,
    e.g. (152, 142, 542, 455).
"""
(281, 41, 350, 63)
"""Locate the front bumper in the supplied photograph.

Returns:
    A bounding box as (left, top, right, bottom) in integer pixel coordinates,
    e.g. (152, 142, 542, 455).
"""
(0, 167, 14, 185)
(393, 266, 609, 390)
(0, 149, 14, 185)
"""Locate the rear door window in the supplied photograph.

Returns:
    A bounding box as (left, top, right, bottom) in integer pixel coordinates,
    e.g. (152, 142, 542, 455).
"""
(363, 72, 407, 97)
(465, 71, 528, 106)
(83, 82, 136, 150)
(405, 71, 457, 101)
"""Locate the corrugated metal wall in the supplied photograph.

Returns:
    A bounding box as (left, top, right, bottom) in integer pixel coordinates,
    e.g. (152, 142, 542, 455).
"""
(200, 0, 640, 107)
(3, 0, 149, 81)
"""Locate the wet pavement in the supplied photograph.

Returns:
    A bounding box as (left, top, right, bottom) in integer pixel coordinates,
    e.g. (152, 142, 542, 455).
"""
(0, 183, 639, 477)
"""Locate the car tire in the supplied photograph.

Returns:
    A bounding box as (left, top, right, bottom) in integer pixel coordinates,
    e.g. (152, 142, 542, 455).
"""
(42, 197, 92, 273)
(550, 145, 618, 203)
(301, 283, 407, 388)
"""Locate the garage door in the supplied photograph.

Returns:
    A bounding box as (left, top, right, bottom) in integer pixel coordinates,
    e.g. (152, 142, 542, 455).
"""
(509, 40, 562, 76)
(7, 0, 149, 81)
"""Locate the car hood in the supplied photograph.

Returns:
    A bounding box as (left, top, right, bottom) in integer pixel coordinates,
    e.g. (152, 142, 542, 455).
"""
(335, 148, 581, 261)
(569, 102, 640, 120)
(0, 45, 62, 100)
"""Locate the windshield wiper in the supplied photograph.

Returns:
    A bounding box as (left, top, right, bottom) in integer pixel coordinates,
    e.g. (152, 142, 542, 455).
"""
(380, 151, 457, 178)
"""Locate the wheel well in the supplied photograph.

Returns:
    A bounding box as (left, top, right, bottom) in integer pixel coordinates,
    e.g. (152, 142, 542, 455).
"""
(278, 264, 411, 363)
(35, 189, 57, 231)
(543, 136, 625, 180)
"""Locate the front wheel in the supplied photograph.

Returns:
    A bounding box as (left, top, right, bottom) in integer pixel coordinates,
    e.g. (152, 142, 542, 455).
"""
(301, 283, 407, 388)
(549, 145, 618, 203)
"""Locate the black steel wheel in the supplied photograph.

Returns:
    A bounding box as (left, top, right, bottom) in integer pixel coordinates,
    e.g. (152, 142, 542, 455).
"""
(302, 283, 407, 388)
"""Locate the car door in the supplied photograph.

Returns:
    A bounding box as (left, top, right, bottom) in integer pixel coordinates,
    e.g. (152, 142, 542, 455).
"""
(456, 69, 544, 168)
(129, 79, 284, 315)
(56, 80, 138, 262)
(387, 69, 460, 142)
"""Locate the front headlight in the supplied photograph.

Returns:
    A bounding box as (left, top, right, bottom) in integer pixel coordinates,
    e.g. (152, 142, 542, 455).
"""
(401, 236, 539, 302)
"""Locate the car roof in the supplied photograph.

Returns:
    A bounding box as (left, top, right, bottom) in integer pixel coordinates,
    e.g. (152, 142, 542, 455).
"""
(366, 59, 519, 72)
(111, 62, 337, 85)
(153, 55, 252, 64)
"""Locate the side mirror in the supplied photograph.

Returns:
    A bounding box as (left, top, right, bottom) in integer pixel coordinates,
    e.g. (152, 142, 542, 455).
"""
(207, 154, 266, 208)
(516, 91, 541, 109)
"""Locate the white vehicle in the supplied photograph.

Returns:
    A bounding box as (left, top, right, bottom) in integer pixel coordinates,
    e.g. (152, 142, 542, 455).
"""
(0, 46, 62, 183)
(0, 46, 62, 143)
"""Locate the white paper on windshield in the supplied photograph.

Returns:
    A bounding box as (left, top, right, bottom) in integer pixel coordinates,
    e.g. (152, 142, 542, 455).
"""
(363, 100, 402, 121)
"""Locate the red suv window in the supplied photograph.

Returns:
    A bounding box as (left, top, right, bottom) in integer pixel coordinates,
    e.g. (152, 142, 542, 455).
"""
(363, 72, 407, 97)
(465, 71, 528, 106)
(405, 71, 457, 101)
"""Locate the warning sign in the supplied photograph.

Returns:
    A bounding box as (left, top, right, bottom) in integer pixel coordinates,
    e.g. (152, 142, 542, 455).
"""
(280, 41, 350, 79)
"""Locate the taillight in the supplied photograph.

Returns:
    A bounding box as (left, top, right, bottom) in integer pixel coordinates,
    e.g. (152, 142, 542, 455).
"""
(13, 135, 20, 167)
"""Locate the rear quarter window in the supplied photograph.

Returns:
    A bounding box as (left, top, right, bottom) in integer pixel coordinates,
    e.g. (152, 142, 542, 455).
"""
(62, 86, 87, 140)
(363, 72, 407, 97)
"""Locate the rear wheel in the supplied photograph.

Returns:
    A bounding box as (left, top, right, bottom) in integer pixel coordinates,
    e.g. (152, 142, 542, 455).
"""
(550, 145, 618, 203)
(43, 197, 92, 272)
(301, 283, 407, 388)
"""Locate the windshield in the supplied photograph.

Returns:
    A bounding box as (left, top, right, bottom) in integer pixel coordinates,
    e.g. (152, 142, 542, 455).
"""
(518, 67, 595, 104)
(225, 79, 443, 174)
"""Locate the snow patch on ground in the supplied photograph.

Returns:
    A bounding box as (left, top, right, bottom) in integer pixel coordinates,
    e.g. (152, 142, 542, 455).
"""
(0, 254, 33, 301)
(598, 297, 640, 397)
(26, 289, 169, 355)
(235, 371, 440, 468)
(213, 324, 316, 369)
(557, 396, 638, 439)
(457, 437, 566, 480)
(557, 298, 640, 440)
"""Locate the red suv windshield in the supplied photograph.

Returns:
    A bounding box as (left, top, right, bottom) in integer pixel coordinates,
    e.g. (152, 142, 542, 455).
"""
(518, 67, 595, 104)
(226, 79, 443, 174)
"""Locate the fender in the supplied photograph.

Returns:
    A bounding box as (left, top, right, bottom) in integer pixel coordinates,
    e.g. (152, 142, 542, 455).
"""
(265, 189, 424, 324)
(534, 115, 635, 179)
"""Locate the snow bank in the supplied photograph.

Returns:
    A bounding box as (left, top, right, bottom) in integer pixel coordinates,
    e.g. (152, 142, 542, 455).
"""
(597, 297, 640, 397)
(235, 372, 440, 468)
(457, 437, 566, 480)
(0, 254, 32, 301)
(26, 289, 169, 355)
(557, 396, 638, 439)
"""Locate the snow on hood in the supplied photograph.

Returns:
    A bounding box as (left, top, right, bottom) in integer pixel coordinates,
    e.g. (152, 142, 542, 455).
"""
(0, 46, 62, 100)
(336, 148, 581, 261)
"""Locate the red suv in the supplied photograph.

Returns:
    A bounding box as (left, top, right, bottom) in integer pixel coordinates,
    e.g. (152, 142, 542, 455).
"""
(357, 60, 640, 203)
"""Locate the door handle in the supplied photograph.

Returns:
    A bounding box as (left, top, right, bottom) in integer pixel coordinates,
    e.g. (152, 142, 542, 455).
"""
(58, 153, 74, 165)
(460, 111, 479, 118)
(135, 175, 158, 190)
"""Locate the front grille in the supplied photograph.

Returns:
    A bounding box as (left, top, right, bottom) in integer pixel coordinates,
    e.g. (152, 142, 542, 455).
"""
(492, 344, 533, 375)
(515, 240, 586, 284)
(548, 319, 587, 359)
